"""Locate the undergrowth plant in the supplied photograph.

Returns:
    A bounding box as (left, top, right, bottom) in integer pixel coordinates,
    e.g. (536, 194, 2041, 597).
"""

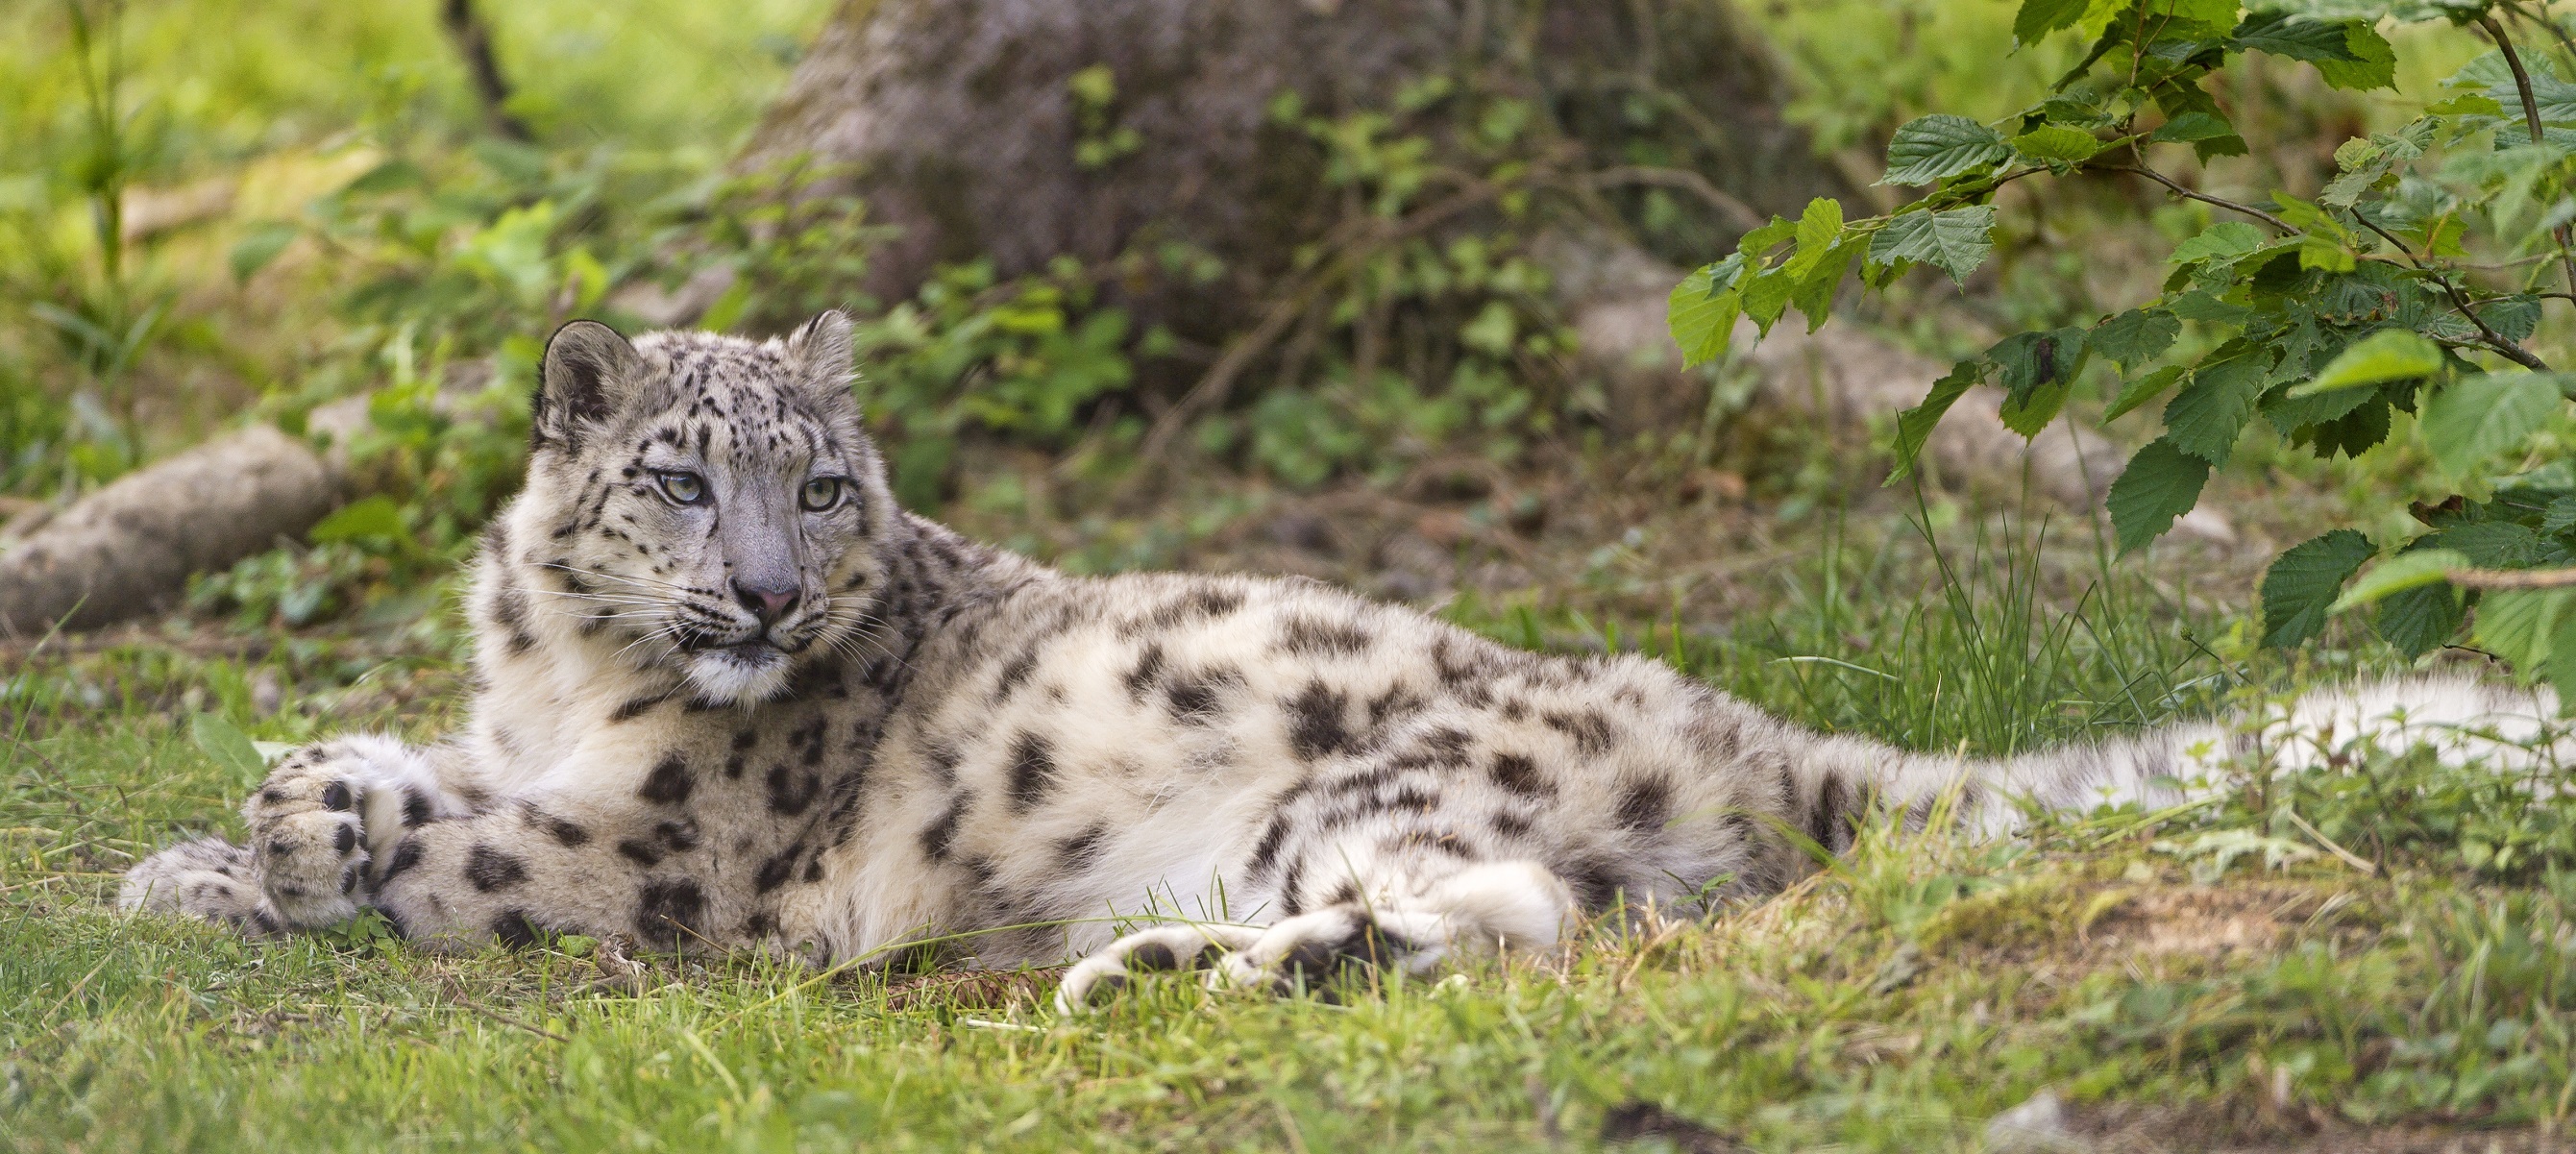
(1669, 0, 2576, 702)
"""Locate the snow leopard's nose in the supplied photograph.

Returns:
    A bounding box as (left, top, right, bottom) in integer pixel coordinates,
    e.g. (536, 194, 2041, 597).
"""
(732, 578, 800, 626)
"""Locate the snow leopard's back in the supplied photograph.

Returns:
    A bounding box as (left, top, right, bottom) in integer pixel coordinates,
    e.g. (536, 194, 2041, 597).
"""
(799, 563, 1869, 964)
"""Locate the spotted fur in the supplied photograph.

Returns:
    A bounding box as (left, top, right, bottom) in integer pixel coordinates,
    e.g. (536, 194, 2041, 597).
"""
(120, 313, 2574, 1011)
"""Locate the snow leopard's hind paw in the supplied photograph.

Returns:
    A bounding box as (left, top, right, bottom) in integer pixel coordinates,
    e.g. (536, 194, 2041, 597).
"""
(119, 836, 290, 936)
(1213, 906, 1457, 999)
(1053, 923, 1266, 1012)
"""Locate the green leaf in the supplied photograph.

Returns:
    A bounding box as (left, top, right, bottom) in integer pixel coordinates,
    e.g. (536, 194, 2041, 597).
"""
(2090, 308, 2179, 368)
(2163, 353, 2271, 467)
(2106, 364, 2186, 422)
(190, 713, 272, 787)
(2473, 589, 2573, 675)
(1880, 115, 2013, 185)
(1869, 206, 1996, 284)
(2108, 438, 2213, 555)
(1667, 258, 1745, 368)
(2231, 12, 2363, 65)
(2150, 111, 2236, 143)
(1736, 216, 1797, 258)
(1740, 267, 1795, 335)
(1788, 198, 1846, 267)
(1789, 241, 1859, 332)
(2421, 373, 2565, 477)
(2377, 581, 2466, 660)
(2545, 493, 2576, 536)
(2331, 549, 2468, 612)
(1887, 360, 1983, 483)
(2261, 528, 2374, 648)
(2289, 328, 2443, 395)
(229, 222, 299, 283)
(2014, 0, 2090, 43)
(2316, 20, 2396, 91)
(2168, 221, 2266, 266)
(309, 495, 409, 547)
(1999, 377, 2072, 437)
(2010, 123, 2103, 163)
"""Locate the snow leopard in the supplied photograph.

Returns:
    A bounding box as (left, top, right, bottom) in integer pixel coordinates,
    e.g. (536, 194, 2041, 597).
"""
(121, 312, 2571, 1011)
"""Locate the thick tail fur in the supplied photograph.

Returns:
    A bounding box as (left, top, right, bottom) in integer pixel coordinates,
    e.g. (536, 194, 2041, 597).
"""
(1789, 676, 2571, 852)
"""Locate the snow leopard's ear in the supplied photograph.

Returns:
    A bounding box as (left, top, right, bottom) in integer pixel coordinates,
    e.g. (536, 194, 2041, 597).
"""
(782, 309, 857, 400)
(535, 319, 648, 453)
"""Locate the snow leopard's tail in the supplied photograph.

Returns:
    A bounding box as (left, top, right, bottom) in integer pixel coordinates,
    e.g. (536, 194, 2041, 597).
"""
(1785, 675, 2571, 852)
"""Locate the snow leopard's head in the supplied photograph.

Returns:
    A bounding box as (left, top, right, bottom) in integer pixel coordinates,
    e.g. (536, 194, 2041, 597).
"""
(508, 311, 897, 703)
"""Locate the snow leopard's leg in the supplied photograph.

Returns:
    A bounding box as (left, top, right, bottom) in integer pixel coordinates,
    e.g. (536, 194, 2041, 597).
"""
(1058, 858, 1575, 1011)
(1054, 922, 1269, 1009)
(1211, 860, 1576, 996)
(123, 735, 477, 929)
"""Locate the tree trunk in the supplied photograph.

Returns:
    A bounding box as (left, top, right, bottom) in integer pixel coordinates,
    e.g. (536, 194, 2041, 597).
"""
(746, 0, 2137, 521)
(746, 0, 1845, 339)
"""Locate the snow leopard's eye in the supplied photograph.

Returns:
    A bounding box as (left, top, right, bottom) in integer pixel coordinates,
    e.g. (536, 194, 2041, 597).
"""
(655, 472, 706, 505)
(799, 477, 845, 512)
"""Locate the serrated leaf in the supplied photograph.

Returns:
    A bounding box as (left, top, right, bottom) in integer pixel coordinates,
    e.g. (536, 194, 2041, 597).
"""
(1788, 198, 1845, 268)
(2231, 12, 2364, 64)
(2331, 548, 2469, 611)
(2289, 328, 2443, 395)
(2015, 0, 2091, 43)
(2473, 588, 2572, 674)
(1869, 206, 1996, 284)
(2317, 20, 2396, 91)
(2163, 353, 2271, 467)
(2377, 581, 2466, 660)
(1880, 115, 2013, 185)
(2151, 111, 2236, 143)
(2261, 528, 2374, 647)
(2108, 438, 2213, 555)
(2169, 221, 2267, 266)
(2421, 372, 2565, 476)
(1667, 261, 1743, 368)
(1886, 360, 1983, 483)
(1740, 266, 1795, 335)
(2011, 123, 2104, 163)
(2544, 493, 2576, 535)
(191, 713, 272, 787)
(1999, 378, 2072, 436)
(2106, 364, 2187, 422)
(1736, 216, 1797, 257)
(2091, 308, 2180, 368)
(1789, 240, 1859, 331)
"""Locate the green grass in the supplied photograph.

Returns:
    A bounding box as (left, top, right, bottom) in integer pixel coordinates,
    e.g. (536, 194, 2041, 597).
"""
(9, 522, 2576, 1152)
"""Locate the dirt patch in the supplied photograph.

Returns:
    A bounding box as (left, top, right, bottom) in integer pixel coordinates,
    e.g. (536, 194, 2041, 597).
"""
(2070, 1099, 2564, 1153)
(2079, 884, 2330, 961)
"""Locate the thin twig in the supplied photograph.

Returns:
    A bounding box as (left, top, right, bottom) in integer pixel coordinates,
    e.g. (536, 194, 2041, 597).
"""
(2448, 566, 2576, 590)
(2482, 14, 2576, 296)
(2108, 164, 2294, 232)
(2356, 211, 2555, 370)
(1582, 166, 1765, 231)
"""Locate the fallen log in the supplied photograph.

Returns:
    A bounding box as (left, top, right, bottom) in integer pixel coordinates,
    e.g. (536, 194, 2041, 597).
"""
(0, 425, 343, 636)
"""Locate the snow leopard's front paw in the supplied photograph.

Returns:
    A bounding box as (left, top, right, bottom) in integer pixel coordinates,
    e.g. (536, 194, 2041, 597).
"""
(1053, 923, 1266, 1012)
(238, 742, 385, 926)
(119, 836, 290, 936)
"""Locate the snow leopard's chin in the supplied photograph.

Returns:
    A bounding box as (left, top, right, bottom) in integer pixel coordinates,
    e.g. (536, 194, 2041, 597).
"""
(684, 642, 794, 705)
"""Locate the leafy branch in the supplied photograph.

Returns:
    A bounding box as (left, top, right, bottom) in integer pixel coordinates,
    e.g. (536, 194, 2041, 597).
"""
(1669, 0, 2576, 702)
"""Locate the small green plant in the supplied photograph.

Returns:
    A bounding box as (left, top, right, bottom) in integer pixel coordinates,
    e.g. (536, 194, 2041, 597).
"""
(1670, 0, 2576, 702)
